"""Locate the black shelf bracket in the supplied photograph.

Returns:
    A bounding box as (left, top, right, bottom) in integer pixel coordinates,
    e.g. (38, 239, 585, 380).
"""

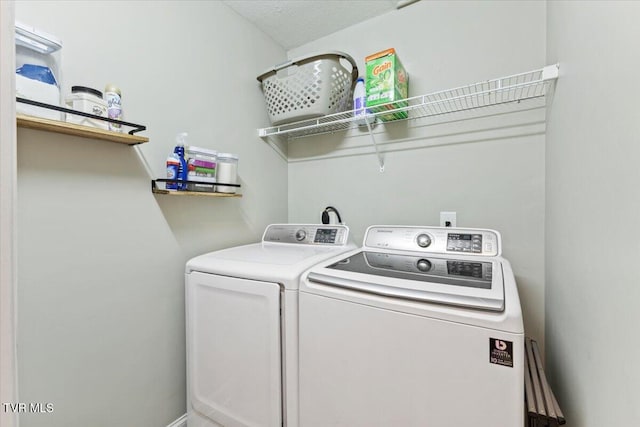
(17, 97, 147, 135)
(151, 179, 241, 192)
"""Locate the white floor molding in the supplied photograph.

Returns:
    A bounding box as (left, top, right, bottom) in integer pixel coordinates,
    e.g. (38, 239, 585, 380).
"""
(166, 413, 187, 427)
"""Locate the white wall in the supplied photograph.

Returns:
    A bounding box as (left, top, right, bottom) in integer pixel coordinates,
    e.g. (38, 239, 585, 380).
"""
(546, 2, 640, 425)
(287, 1, 548, 344)
(19, 2, 640, 426)
(1, 2, 18, 427)
(14, 1, 286, 426)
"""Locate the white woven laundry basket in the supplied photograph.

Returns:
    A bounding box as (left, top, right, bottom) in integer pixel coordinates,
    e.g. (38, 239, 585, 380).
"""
(257, 51, 358, 125)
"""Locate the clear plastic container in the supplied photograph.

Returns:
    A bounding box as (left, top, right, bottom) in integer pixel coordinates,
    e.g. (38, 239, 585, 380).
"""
(186, 146, 218, 192)
(15, 22, 62, 120)
(215, 153, 238, 193)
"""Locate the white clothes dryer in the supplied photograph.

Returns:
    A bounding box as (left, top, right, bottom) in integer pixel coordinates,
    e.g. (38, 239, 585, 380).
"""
(185, 224, 354, 427)
(298, 225, 525, 427)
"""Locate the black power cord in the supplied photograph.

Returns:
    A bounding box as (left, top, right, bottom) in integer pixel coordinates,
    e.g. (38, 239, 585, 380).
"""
(321, 206, 343, 225)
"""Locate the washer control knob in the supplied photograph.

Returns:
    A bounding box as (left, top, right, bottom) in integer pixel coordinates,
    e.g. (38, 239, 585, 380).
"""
(416, 259, 432, 272)
(416, 233, 432, 248)
(295, 229, 307, 241)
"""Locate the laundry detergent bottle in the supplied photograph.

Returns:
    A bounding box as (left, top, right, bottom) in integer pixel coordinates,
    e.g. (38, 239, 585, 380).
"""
(166, 150, 180, 190)
(353, 77, 373, 126)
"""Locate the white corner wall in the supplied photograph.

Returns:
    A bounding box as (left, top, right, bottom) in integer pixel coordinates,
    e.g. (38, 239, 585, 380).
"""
(14, 1, 286, 426)
(546, 2, 640, 425)
(1, 2, 18, 427)
(287, 1, 548, 344)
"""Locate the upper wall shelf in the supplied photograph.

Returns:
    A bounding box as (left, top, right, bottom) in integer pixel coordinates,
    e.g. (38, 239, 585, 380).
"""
(258, 64, 559, 140)
(16, 97, 148, 145)
(17, 114, 149, 145)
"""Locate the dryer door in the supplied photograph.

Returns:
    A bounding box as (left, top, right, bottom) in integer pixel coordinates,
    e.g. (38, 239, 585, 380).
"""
(187, 272, 282, 427)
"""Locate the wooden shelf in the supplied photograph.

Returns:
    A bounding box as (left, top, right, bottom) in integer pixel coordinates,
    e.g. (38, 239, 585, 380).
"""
(152, 188, 242, 198)
(17, 114, 149, 145)
(151, 180, 241, 198)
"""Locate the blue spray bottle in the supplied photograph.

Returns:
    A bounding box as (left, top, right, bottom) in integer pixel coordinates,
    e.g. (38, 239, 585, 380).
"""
(174, 132, 188, 190)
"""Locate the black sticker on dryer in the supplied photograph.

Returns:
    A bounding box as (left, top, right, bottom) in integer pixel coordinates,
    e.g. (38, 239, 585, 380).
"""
(489, 338, 513, 368)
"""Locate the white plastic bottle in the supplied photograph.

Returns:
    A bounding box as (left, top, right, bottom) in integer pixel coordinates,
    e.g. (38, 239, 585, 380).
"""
(104, 83, 122, 132)
(353, 78, 372, 126)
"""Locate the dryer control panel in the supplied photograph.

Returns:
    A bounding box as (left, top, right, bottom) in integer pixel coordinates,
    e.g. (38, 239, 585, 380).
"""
(263, 224, 350, 246)
(364, 226, 501, 256)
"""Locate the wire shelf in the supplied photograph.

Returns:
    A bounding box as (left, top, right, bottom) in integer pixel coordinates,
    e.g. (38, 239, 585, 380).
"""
(258, 64, 559, 140)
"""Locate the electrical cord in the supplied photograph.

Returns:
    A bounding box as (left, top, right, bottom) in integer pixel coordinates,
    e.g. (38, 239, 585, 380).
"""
(322, 206, 342, 224)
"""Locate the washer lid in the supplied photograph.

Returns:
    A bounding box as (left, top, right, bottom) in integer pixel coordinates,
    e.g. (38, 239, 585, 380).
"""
(307, 250, 505, 312)
(186, 223, 354, 288)
(186, 242, 357, 288)
(205, 242, 347, 265)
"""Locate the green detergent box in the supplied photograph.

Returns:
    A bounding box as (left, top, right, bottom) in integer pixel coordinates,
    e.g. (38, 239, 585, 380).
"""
(365, 48, 409, 121)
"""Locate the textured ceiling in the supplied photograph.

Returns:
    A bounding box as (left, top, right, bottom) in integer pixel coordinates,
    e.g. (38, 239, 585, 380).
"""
(223, 0, 406, 50)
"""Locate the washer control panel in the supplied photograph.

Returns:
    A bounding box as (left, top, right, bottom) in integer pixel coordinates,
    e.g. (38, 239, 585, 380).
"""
(263, 224, 349, 246)
(446, 232, 483, 254)
(364, 226, 500, 256)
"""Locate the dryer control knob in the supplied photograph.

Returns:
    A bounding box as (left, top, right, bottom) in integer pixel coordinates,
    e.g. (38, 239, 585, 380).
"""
(416, 233, 432, 248)
(416, 259, 432, 272)
(295, 229, 307, 241)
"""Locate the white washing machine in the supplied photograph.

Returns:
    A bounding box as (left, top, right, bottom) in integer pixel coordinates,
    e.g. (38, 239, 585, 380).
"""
(185, 224, 354, 427)
(298, 225, 525, 427)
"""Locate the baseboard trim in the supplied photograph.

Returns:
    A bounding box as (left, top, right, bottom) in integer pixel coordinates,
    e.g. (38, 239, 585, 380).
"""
(166, 413, 187, 427)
